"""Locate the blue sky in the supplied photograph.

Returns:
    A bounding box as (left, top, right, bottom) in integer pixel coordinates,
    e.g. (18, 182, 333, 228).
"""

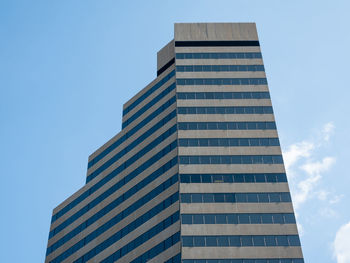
(1, 1, 350, 262)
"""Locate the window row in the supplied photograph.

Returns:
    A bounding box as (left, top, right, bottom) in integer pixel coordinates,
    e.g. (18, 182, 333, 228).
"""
(48, 173, 179, 257)
(176, 65, 265, 72)
(181, 213, 296, 225)
(89, 124, 176, 182)
(88, 95, 175, 170)
(53, 110, 177, 226)
(177, 92, 270, 100)
(50, 191, 179, 262)
(96, 212, 180, 263)
(178, 122, 276, 130)
(175, 52, 262, 60)
(49, 141, 177, 239)
(165, 254, 182, 263)
(131, 235, 181, 263)
(177, 78, 268, 86)
(88, 96, 176, 179)
(177, 106, 273, 115)
(181, 235, 301, 247)
(180, 192, 292, 204)
(180, 173, 287, 184)
(179, 155, 284, 165)
(182, 258, 304, 263)
(123, 70, 175, 116)
(122, 83, 175, 128)
(179, 138, 280, 147)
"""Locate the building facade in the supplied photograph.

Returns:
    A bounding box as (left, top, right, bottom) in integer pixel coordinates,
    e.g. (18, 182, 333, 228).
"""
(45, 23, 304, 263)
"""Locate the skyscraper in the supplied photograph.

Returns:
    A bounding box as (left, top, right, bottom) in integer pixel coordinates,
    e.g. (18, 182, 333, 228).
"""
(45, 23, 304, 263)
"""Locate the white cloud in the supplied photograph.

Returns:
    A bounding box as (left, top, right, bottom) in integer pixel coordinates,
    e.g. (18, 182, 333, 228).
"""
(283, 141, 314, 172)
(333, 222, 350, 263)
(322, 122, 335, 142)
(301, 157, 335, 176)
(282, 122, 337, 210)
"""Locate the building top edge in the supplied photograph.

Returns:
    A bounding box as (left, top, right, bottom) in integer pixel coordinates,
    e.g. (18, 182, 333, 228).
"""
(174, 22, 258, 41)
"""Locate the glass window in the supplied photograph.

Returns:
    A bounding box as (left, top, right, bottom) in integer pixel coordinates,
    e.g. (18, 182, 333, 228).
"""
(201, 175, 212, 183)
(250, 214, 261, 224)
(223, 174, 233, 183)
(216, 214, 227, 224)
(288, 235, 301, 246)
(261, 214, 273, 224)
(182, 236, 193, 247)
(276, 235, 289, 246)
(193, 215, 204, 224)
(206, 236, 217, 246)
(181, 214, 192, 224)
(284, 214, 296, 224)
(181, 194, 191, 203)
(269, 193, 281, 203)
(191, 174, 201, 183)
(238, 214, 250, 224)
(265, 235, 276, 246)
(205, 214, 216, 224)
(241, 236, 253, 246)
(214, 193, 225, 202)
(225, 193, 235, 202)
(247, 193, 258, 203)
(192, 194, 202, 203)
(281, 193, 292, 202)
(253, 236, 265, 246)
(258, 193, 269, 203)
(213, 174, 223, 183)
(234, 174, 244, 182)
(229, 236, 241, 246)
(203, 193, 214, 203)
(273, 214, 284, 224)
(255, 174, 265, 182)
(218, 236, 229, 246)
(236, 193, 247, 202)
(194, 236, 205, 246)
(180, 174, 190, 183)
(227, 214, 238, 224)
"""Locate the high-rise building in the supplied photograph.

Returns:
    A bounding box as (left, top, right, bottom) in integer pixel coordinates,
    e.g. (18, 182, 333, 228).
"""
(45, 23, 304, 263)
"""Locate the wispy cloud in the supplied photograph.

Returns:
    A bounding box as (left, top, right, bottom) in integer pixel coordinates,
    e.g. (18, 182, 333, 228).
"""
(333, 222, 350, 263)
(282, 122, 338, 210)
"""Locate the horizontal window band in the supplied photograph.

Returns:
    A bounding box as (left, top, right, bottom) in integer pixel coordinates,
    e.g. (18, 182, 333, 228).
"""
(176, 65, 264, 72)
(180, 173, 287, 184)
(88, 95, 176, 171)
(177, 78, 267, 86)
(177, 92, 270, 100)
(47, 161, 178, 255)
(97, 213, 180, 263)
(165, 253, 181, 263)
(49, 140, 178, 239)
(157, 57, 175, 76)
(48, 181, 179, 262)
(181, 213, 296, 225)
(179, 155, 283, 165)
(131, 235, 181, 263)
(175, 41, 260, 47)
(123, 70, 175, 116)
(178, 122, 276, 130)
(122, 83, 176, 129)
(181, 235, 301, 247)
(176, 52, 262, 60)
(182, 259, 304, 263)
(88, 123, 177, 181)
(178, 106, 273, 115)
(51, 111, 176, 224)
(180, 192, 291, 204)
(179, 138, 279, 147)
